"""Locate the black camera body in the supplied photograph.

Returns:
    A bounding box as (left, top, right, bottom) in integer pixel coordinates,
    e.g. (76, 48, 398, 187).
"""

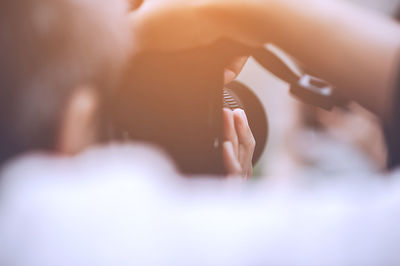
(111, 42, 268, 175)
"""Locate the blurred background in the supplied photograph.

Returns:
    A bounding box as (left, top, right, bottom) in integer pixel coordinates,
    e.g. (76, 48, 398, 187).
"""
(238, 0, 400, 179)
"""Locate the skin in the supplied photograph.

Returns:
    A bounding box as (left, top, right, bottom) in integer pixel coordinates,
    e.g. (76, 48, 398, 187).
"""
(129, 0, 400, 120)
(57, 86, 100, 155)
(223, 108, 255, 178)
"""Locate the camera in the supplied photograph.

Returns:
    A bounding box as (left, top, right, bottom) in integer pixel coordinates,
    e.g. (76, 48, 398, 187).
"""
(110, 41, 268, 175)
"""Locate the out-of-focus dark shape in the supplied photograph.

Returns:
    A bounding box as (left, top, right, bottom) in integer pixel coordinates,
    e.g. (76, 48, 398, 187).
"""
(111, 40, 268, 175)
(0, 0, 129, 167)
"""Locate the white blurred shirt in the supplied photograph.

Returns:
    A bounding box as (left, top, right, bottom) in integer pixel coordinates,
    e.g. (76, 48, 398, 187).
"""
(1, 143, 400, 266)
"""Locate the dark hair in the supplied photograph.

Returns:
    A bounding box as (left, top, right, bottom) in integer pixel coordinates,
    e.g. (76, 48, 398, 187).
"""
(0, 0, 129, 165)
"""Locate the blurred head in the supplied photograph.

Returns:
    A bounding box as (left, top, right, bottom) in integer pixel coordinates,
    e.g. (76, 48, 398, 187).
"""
(0, 0, 131, 165)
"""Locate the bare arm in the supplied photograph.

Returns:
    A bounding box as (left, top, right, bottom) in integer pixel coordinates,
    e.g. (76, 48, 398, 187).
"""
(131, 0, 400, 117)
(254, 0, 400, 118)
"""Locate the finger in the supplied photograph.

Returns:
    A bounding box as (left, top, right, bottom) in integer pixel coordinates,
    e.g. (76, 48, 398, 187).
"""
(222, 141, 242, 177)
(233, 109, 255, 178)
(224, 56, 249, 84)
(234, 109, 255, 178)
(223, 108, 239, 157)
(248, 165, 253, 178)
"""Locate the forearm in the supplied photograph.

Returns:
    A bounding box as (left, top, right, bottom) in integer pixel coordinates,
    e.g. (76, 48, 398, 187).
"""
(208, 0, 400, 116)
(132, 0, 400, 117)
(269, 0, 400, 117)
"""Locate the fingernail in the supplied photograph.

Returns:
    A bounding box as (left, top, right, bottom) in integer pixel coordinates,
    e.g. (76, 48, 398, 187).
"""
(223, 107, 231, 113)
(223, 141, 234, 153)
